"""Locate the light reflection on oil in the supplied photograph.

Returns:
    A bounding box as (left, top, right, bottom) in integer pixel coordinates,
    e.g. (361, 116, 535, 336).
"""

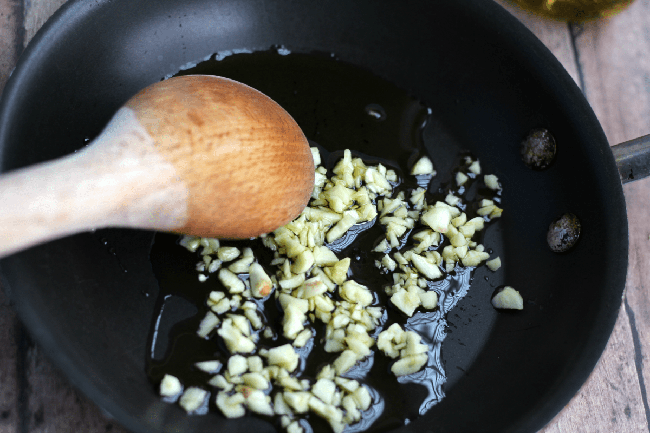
(399, 267, 473, 414)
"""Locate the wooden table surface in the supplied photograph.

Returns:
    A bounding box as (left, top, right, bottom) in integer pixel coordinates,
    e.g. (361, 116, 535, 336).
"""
(1, 0, 650, 432)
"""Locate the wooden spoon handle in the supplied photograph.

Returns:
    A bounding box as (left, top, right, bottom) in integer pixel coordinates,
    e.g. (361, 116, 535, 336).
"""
(0, 108, 187, 258)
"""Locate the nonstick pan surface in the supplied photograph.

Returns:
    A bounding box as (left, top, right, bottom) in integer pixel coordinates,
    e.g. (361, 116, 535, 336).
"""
(0, 0, 628, 432)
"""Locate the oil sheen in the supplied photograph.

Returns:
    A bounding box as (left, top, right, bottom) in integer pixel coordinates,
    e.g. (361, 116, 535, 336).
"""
(147, 49, 499, 432)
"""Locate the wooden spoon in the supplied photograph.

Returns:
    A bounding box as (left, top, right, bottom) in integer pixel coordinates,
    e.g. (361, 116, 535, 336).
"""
(0, 75, 315, 258)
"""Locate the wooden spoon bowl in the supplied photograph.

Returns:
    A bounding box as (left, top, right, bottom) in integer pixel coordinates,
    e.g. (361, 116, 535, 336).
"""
(0, 75, 315, 257)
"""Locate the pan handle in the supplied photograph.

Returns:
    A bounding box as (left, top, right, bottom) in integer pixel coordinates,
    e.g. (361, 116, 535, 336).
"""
(612, 134, 650, 184)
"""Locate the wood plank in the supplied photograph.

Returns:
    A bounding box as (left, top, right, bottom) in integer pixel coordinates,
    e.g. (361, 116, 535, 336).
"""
(21, 340, 128, 433)
(620, 178, 650, 426)
(493, 1, 650, 431)
(492, 0, 580, 86)
(0, 0, 22, 93)
(571, 0, 650, 146)
(540, 303, 649, 432)
(18, 4, 124, 433)
(0, 1, 23, 432)
(571, 1, 650, 432)
(0, 288, 19, 433)
(22, 0, 66, 47)
(5, 2, 649, 433)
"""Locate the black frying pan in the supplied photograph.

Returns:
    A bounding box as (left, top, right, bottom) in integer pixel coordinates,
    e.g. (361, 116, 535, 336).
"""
(0, 0, 629, 432)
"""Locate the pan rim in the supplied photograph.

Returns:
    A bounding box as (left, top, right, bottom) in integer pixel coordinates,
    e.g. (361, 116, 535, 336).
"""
(0, 0, 629, 432)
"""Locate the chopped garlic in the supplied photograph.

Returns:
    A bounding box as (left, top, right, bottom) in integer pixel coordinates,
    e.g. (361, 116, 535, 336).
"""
(411, 156, 436, 175)
(312, 378, 337, 405)
(249, 263, 273, 298)
(419, 290, 438, 309)
(217, 246, 240, 262)
(228, 248, 255, 273)
(200, 238, 220, 255)
(352, 386, 372, 411)
(217, 318, 255, 353)
(197, 312, 220, 338)
(242, 373, 270, 390)
(208, 260, 222, 273)
(323, 258, 350, 285)
(313, 246, 339, 266)
(246, 389, 274, 416)
(492, 287, 523, 310)
(283, 391, 311, 413)
(391, 287, 421, 317)
(279, 272, 306, 290)
(210, 297, 231, 315)
(378, 327, 429, 377)
(410, 253, 442, 280)
(486, 257, 501, 271)
(293, 329, 313, 347)
(410, 188, 427, 210)
(309, 395, 345, 433)
(179, 387, 209, 413)
(311, 146, 322, 166)
(264, 344, 300, 371)
(278, 375, 303, 391)
(339, 280, 373, 306)
(160, 374, 182, 398)
(381, 254, 397, 271)
(247, 356, 264, 373)
(287, 421, 304, 433)
(292, 250, 315, 274)
(333, 350, 358, 375)
(391, 354, 428, 377)
(216, 392, 245, 418)
(283, 302, 307, 339)
(484, 174, 501, 190)
(278, 294, 309, 313)
(468, 159, 481, 175)
(218, 269, 245, 293)
(179, 235, 201, 252)
(194, 360, 222, 374)
(208, 374, 232, 391)
(274, 393, 292, 416)
(322, 183, 354, 213)
(421, 205, 451, 233)
(461, 250, 490, 267)
(172, 148, 508, 433)
(228, 355, 249, 377)
(445, 193, 460, 207)
(326, 210, 359, 243)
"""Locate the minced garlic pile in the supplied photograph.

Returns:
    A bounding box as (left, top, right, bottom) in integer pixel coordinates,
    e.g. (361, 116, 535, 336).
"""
(160, 147, 518, 432)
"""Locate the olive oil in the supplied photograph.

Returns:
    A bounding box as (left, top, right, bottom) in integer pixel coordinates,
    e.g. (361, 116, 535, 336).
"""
(508, 0, 634, 21)
(148, 49, 502, 431)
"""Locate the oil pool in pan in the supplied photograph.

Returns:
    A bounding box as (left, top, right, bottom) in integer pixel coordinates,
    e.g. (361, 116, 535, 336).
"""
(147, 48, 511, 432)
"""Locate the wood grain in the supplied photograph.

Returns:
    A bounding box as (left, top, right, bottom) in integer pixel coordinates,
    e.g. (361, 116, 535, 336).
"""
(495, 0, 650, 432)
(492, 0, 580, 85)
(572, 2, 650, 432)
(0, 0, 21, 93)
(0, 2, 23, 433)
(0, 106, 188, 258)
(22, 0, 65, 47)
(571, 0, 650, 146)
(126, 75, 314, 239)
(621, 177, 650, 424)
(21, 341, 127, 433)
(1, 0, 650, 432)
(0, 289, 18, 433)
(2, 1, 127, 432)
(542, 305, 649, 432)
